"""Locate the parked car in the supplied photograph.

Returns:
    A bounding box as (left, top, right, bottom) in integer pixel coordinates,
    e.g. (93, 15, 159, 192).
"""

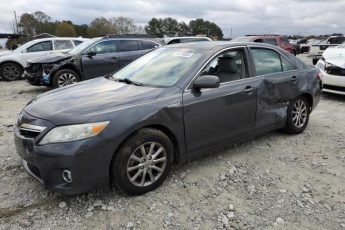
(163, 36, 211, 45)
(25, 35, 162, 88)
(14, 42, 322, 195)
(232, 35, 296, 55)
(0, 37, 87, 81)
(308, 36, 345, 65)
(296, 39, 310, 54)
(316, 42, 345, 95)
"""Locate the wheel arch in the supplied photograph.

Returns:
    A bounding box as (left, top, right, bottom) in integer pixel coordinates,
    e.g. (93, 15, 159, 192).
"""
(50, 64, 81, 82)
(0, 60, 24, 72)
(108, 124, 182, 185)
(299, 92, 313, 111)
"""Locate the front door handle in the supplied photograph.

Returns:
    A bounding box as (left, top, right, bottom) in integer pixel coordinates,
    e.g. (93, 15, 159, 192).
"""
(290, 76, 298, 84)
(243, 86, 254, 95)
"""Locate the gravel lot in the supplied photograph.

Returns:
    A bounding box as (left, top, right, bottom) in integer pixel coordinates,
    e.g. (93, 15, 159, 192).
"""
(0, 54, 345, 229)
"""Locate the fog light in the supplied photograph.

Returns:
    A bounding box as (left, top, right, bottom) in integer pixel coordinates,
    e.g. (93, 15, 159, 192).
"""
(62, 170, 72, 183)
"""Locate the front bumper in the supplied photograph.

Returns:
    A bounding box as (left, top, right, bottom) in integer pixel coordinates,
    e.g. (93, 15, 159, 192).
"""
(14, 111, 112, 194)
(316, 60, 345, 95)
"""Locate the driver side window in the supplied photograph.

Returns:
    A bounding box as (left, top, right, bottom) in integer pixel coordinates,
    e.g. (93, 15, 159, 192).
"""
(199, 49, 247, 83)
(87, 40, 117, 55)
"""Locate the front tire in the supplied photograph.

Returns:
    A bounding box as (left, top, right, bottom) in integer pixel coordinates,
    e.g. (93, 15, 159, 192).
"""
(0, 63, 22, 81)
(284, 96, 310, 134)
(111, 128, 173, 195)
(52, 69, 80, 88)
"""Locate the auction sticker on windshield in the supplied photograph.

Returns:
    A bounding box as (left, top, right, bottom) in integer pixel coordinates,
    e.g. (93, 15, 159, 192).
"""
(172, 52, 195, 58)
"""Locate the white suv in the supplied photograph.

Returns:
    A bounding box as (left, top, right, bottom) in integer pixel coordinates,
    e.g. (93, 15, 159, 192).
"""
(0, 37, 88, 81)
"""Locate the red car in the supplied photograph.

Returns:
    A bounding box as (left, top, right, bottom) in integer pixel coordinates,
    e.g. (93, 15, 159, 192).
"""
(232, 35, 296, 55)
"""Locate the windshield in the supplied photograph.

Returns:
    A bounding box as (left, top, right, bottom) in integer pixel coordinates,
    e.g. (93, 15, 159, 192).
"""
(68, 39, 99, 55)
(338, 42, 345, 48)
(112, 48, 204, 87)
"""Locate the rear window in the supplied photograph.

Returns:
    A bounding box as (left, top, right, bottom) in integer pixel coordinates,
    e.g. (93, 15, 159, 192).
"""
(119, 40, 139, 52)
(73, 40, 84, 46)
(328, 37, 345, 44)
(54, 40, 73, 50)
(141, 40, 159, 50)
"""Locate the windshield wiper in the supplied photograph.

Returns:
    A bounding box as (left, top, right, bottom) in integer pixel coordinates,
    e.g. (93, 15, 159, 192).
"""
(114, 78, 144, 86)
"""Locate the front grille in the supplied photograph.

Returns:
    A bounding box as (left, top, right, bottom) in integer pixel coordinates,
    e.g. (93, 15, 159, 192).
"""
(27, 162, 41, 179)
(323, 84, 345, 92)
(326, 66, 345, 76)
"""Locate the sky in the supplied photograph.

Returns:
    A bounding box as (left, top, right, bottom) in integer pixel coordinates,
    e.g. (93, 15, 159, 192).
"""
(0, 0, 345, 38)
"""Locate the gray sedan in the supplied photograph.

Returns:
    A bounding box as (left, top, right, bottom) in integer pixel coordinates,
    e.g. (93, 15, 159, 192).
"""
(14, 42, 322, 195)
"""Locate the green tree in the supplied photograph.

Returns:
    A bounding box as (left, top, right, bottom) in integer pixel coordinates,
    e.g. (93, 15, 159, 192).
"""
(18, 13, 38, 37)
(33, 11, 52, 34)
(189, 18, 223, 39)
(88, 17, 115, 37)
(55, 22, 77, 37)
(178, 21, 191, 36)
(145, 18, 165, 37)
(162, 17, 179, 37)
(74, 24, 89, 37)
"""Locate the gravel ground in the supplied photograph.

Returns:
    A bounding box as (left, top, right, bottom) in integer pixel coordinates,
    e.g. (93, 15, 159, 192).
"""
(0, 54, 345, 230)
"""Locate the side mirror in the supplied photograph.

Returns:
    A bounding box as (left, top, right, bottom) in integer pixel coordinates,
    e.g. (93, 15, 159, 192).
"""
(193, 75, 220, 90)
(86, 51, 96, 57)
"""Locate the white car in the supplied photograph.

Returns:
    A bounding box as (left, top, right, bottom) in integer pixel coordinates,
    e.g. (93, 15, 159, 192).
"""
(0, 37, 88, 81)
(163, 36, 212, 45)
(316, 42, 345, 95)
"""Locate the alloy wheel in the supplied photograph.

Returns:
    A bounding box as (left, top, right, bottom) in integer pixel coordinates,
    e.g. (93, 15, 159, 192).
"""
(3, 65, 20, 80)
(57, 73, 78, 87)
(292, 99, 307, 128)
(127, 142, 167, 187)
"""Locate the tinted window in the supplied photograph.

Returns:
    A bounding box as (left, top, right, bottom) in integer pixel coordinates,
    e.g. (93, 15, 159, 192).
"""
(27, 41, 52, 52)
(87, 40, 117, 54)
(73, 40, 84, 46)
(263, 38, 278, 46)
(180, 38, 209, 43)
(54, 40, 73, 50)
(328, 37, 345, 44)
(119, 40, 139, 52)
(251, 48, 282, 75)
(141, 40, 158, 50)
(281, 56, 296, 71)
(200, 49, 247, 83)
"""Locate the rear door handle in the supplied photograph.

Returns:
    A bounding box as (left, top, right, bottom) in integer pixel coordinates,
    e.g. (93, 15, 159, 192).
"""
(243, 86, 254, 95)
(290, 76, 298, 84)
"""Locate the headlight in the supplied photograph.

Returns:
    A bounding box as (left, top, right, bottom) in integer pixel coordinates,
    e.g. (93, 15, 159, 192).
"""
(39, 121, 109, 145)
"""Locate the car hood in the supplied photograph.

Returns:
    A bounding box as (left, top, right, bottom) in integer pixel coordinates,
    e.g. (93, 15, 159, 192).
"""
(0, 50, 11, 57)
(24, 77, 166, 125)
(323, 47, 345, 68)
(28, 52, 72, 64)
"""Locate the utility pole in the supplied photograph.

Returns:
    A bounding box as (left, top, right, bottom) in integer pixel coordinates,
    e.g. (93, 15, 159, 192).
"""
(14, 10, 18, 34)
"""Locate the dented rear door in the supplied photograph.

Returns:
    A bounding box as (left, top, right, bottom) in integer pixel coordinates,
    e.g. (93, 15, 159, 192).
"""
(249, 47, 300, 131)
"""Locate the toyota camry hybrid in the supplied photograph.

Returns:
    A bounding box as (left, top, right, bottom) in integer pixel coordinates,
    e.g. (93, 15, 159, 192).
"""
(14, 42, 322, 195)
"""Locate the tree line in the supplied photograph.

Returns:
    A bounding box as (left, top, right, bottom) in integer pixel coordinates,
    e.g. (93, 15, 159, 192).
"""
(12, 11, 223, 41)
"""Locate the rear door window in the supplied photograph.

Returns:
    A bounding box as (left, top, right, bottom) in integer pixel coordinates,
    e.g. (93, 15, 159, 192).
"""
(251, 48, 282, 75)
(119, 40, 139, 52)
(54, 40, 74, 50)
(26, 41, 53, 52)
(281, 56, 296, 71)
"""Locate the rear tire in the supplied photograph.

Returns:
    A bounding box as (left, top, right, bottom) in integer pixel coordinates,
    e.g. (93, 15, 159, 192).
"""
(52, 69, 80, 88)
(284, 96, 310, 134)
(111, 128, 173, 195)
(0, 63, 22, 81)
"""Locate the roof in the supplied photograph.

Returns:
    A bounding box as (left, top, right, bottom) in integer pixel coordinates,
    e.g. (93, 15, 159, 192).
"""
(166, 41, 278, 51)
